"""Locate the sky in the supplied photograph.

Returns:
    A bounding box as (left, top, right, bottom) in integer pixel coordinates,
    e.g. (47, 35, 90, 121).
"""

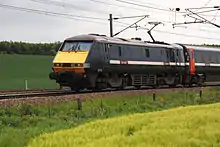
(0, 0, 220, 45)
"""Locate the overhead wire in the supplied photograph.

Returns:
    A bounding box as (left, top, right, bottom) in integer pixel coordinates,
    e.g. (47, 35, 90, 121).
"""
(88, 0, 219, 25)
(201, 0, 219, 22)
(116, 0, 186, 14)
(116, 0, 220, 20)
(113, 20, 220, 41)
(114, 19, 220, 34)
(0, 3, 109, 25)
(0, 2, 135, 32)
(88, 0, 149, 12)
(153, 29, 220, 41)
(123, 0, 179, 12)
(30, 0, 115, 15)
(204, 0, 212, 7)
(89, 0, 186, 26)
(1, 1, 220, 42)
(30, 0, 156, 20)
(88, 0, 182, 20)
(130, 0, 168, 8)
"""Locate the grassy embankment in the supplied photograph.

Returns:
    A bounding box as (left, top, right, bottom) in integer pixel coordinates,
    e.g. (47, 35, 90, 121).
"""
(0, 88, 220, 147)
(0, 54, 57, 90)
(29, 102, 220, 147)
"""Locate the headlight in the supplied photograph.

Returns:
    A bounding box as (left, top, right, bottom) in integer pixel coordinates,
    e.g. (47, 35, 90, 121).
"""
(53, 63, 90, 68)
(75, 63, 83, 67)
(54, 63, 61, 67)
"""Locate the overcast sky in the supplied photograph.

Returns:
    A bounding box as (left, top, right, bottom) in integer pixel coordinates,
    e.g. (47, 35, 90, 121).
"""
(0, 0, 220, 44)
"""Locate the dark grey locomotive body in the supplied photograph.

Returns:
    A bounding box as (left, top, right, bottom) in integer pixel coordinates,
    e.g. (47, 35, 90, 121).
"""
(49, 34, 220, 90)
(95, 37, 186, 88)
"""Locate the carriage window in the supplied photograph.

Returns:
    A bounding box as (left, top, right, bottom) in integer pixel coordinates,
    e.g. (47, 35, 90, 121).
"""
(215, 55, 218, 63)
(201, 55, 205, 62)
(171, 50, 174, 58)
(209, 55, 212, 62)
(145, 49, 150, 57)
(169, 50, 175, 62)
(105, 44, 109, 52)
(166, 50, 169, 58)
(105, 44, 107, 52)
(118, 46, 122, 56)
(217, 54, 220, 63)
(211, 55, 215, 63)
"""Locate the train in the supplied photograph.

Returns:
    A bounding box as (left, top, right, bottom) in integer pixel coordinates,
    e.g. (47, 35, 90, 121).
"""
(49, 33, 220, 91)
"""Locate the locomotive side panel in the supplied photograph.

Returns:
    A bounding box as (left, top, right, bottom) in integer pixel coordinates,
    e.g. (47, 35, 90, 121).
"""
(104, 43, 184, 74)
(194, 49, 220, 73)
(85, 42, 104, 72)
(193, 49, 220, 82)
(99, 42, 186, 87)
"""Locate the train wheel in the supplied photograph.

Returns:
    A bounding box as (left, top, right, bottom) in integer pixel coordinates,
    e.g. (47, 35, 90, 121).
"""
(168, 84, 177, 88)
(96, 80, 108, 90)
(135, 86, 142, 89)
(70, 86, 80, 92)
(117, 76, 129, 90)
(108, 73, 123, 88)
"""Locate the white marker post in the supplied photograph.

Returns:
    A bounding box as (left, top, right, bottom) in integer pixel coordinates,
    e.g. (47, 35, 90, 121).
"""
(25, 80, 28, 90)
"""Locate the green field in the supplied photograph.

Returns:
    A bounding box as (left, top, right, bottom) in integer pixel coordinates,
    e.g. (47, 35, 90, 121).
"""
(0, 54, 58, 90)
(28, 103, 220, 147)
(0, 88, 220, 147)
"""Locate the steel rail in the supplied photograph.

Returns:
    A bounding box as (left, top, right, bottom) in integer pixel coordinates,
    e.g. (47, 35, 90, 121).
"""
(0, 91, 74, 99)
(0, 89, 61, 94)
(0, 84, 220, 100)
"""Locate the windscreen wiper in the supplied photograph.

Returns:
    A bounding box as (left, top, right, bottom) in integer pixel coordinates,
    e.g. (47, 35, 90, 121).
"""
(67, 46, 76, 52)
(74, 45, 81, 52)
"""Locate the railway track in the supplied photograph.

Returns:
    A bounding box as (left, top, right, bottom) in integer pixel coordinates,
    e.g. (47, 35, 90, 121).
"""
(0, 90, 74, 99)
(0, 89, 61, 94)
(1, 84, 220, 101)
(0, 87, 133, 100)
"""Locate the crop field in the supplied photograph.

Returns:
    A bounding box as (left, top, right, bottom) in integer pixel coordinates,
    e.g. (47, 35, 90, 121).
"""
(0, 54, 58, 90)
(28, 102, 220, 147)
(0, 88, 220, 147)
(0, 88, 219, 147)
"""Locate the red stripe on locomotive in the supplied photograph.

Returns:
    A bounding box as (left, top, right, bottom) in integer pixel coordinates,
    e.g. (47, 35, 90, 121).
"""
(189, 48, 195, 75)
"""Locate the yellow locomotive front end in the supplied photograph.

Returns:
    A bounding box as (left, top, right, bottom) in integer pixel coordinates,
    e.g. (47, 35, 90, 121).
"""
(52, 51, 90, 73)
(49, 40, 92, 90)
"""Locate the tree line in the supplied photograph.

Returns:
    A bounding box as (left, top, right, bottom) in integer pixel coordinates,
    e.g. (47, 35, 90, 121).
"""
(0, 41, 62, 56)
(0, 41, 220, 56)
(202, 44, 220, 48)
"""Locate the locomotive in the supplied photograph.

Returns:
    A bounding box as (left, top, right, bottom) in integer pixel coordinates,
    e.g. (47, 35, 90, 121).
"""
(49, 34, 220, 91)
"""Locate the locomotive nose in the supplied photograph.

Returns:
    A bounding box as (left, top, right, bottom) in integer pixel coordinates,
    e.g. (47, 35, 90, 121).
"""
(53, 51, 89, 64)
(52, 51, 90, 73)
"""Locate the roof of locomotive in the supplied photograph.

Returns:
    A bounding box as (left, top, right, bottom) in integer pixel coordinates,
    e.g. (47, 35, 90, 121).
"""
(65, 34, 179, 49)
(185, 44, 220, 52)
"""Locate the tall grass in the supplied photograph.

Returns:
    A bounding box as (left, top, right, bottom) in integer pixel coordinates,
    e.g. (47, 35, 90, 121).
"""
(0, 88, 220, 147)
(28, 103, 220, 147)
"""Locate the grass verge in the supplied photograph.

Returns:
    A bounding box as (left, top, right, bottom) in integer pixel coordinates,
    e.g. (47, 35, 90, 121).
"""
(28, 103, 220, 147)
(0, 88, 220, 147)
